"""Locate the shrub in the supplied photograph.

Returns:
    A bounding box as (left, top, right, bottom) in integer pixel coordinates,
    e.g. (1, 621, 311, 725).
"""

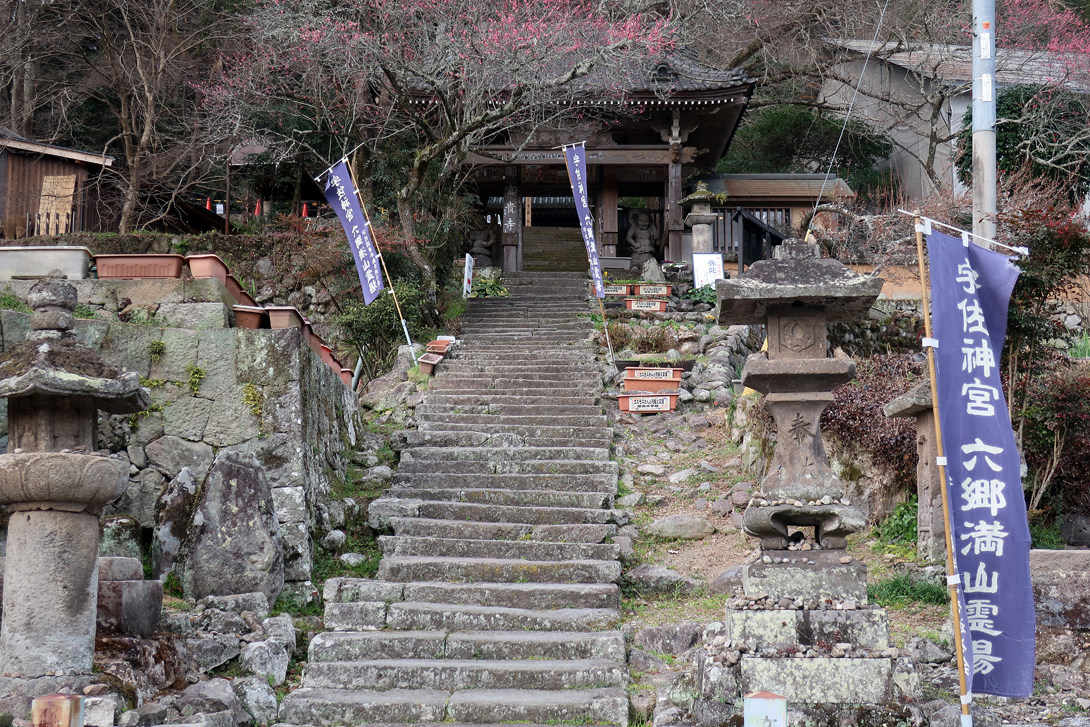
(821, 354, 925, 493)
(338, 280, 433, 380)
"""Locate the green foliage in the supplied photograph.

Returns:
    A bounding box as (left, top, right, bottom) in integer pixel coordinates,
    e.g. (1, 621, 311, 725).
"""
(73, 304, 96, 319)
(956, 85, 1090, 204)
(1022, 361, 1090, 515)
(874, 497, 919, 545)
(1072, 331, 1090, 359)
(139, 377, 167, 388)
(719, 105, 896, 202)
(185, 363, 206, 395)
(605, 322, 680, 355)
(470, 278, 509, 297)
(243, 383, 263, 420)
(148, 340, 166, 362)
(162, 571, 183, 598)
(127, 402, 166, 430)
(867, 573, 949, 608)
(1030, 518, 1067, 549)
(683, 285, 716, 306)
(0, 288, 30, 313)
(338, 280, 433, 380)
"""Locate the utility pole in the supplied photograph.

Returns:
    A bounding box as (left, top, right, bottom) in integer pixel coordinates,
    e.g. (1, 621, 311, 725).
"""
(972, 0, 997, 241)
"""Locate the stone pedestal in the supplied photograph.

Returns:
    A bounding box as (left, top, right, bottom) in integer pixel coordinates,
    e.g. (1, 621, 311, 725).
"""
(0, 510, 100, 676)
(742, 551, 868, 603)
(0, 273, 148, 678)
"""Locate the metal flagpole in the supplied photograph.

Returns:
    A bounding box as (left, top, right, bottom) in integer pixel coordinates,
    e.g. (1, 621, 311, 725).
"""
(346, 158, 417, 365)
(915, 213, 973, 726)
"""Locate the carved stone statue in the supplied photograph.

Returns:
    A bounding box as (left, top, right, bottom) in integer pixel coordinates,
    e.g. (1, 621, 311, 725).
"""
(626, 211, 659, 269)
(467, 220, 496, 268)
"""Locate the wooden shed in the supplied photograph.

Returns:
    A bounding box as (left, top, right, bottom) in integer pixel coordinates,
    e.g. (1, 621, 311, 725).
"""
(0, 127, 114, 239)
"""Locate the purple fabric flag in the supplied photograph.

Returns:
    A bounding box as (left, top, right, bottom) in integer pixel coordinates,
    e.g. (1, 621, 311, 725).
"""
(563, 144, 604, 298)
(323, 160, 385, 305)
(927, 229, 1034, 697)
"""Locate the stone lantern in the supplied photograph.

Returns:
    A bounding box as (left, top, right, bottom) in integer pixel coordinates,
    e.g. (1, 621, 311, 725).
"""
(682, 181, 719, 254)
(0, 272, 148, 677)
(716, 241, 883, 601)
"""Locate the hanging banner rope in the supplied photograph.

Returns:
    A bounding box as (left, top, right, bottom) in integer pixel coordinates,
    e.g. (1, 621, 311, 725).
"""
(924, 222, 1035, 698)
(322, 160, 385, 305)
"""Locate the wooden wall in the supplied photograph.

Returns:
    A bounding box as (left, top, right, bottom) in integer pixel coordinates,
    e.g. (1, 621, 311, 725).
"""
(0, 150, 91, 239)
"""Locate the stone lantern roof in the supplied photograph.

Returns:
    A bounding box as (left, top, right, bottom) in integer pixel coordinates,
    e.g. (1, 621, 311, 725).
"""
(715, 241, 883, 324)
(0, 272, 148, 413)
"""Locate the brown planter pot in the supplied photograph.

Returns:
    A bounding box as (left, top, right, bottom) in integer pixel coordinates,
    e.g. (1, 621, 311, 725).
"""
(417, 352, 444, 375)
(319, 343, 340, 370)
(618, 392, 679, 413)
(339, 368, 354, 386)
(225, 274, 245, 304)
(187, 254, 229, 284)
(634, 283, 672, 296)
(625, 297, 668, 313)
(302, 323, 322, 354)
(266, 306, 305, 330)
(236, 288, 259, 307)
(426, 340, 451, 355)
(232, 305, 268, 329)
(602, 283, 631, 296)
(95, 254, 185, 280)
(622, 374, 683, 393)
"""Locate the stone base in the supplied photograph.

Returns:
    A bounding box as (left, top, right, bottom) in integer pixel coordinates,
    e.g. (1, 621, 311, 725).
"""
(723, 608, 888, 650)
(741, 656, 893, 702)
(743, 551, 867, 603)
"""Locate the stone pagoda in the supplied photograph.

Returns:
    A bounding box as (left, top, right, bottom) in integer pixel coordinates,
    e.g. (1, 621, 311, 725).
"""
(693, 241, 920, 723)
(0, 272, 148, 678)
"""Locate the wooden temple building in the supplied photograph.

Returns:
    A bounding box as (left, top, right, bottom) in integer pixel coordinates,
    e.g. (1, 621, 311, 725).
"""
(466, 54, 756, 272)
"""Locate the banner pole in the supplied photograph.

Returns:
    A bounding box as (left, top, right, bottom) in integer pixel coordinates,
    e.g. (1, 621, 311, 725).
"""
(346, 159, 417, 365)
(915, 213, 973, 724)
(598, 297, 615, 363)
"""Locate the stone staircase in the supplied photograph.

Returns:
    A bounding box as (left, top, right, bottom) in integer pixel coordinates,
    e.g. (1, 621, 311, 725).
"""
(280, 273, 631, 726)
(521, 228, 591, 272)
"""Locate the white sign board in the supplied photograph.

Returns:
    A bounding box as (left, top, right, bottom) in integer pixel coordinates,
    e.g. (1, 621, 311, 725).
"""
(629, 395, 671, 412)
(463, 254, 474, 298)
(693, 253, 725, 289)
(630, 299, 664, 312)
(631, 368, 677, 380)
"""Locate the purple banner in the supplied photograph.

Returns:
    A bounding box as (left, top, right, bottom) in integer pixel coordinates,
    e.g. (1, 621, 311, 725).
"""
(563, 144, 604, 298)
(927, 229, 1034, 697)
(324, 160, 384, 305)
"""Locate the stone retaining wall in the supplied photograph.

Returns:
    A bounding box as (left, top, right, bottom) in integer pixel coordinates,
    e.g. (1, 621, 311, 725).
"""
(0, 279, 363, 589)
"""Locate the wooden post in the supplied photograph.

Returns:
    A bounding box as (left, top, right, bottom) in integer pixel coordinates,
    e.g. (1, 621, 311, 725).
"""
(502, 168, 521, 271)
(224, 165, 231, 235)
(602, 166, 618, 256)
(667, 109, 684, 262)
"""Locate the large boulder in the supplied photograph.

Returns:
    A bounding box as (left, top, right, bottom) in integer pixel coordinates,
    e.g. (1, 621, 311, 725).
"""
(180, 451, 285, 607)
(153, 468, 201, 578)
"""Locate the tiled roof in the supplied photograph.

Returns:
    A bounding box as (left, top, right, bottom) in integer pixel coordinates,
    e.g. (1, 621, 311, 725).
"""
(829, 40, 1090, 92)
(627, 49, 752, 94)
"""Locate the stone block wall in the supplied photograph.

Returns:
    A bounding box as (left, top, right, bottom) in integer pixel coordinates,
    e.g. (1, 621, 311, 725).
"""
(0, 279, 363, 590)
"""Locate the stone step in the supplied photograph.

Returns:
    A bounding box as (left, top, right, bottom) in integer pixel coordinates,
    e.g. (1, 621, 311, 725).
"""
(385, 602, 620, 631)
(279, 687, 630, 726)
(378, 535, 619, 561)
(402, 446, 609, 462)
(436, 365, 601, 376)
(417, 501, 620, 525)
(382, 487, 613, 509)
(420, 394, 599, 407)
(460, 324, 592, 332)
(398, 433, 609, 451)
(309, 629, 626, 662)
(445, 688, 629, 725)
(427, 379, 597, 390)
(323, 578, 621, 610)
(390, 473, 615, 492)
(415, 404, 604, 416)
(376, 556, 622, 583)
(424, 389, 600, 400)
(415, 412, 607, 428)
(395, 460, 615, 476)
(389, 518, 617, 543)
(279, 688, 450, 725)
(416, 421, 610, 440)
(301, 657, 626, 691)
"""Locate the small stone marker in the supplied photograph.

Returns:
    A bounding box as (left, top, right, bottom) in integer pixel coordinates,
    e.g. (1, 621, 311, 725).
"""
(743, 691, 786, 727)
(32, 694, 84, 727)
